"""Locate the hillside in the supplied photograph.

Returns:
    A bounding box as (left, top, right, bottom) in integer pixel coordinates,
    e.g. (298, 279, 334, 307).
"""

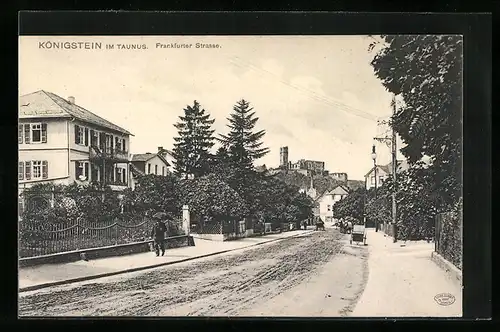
(274, 171, 343, 195)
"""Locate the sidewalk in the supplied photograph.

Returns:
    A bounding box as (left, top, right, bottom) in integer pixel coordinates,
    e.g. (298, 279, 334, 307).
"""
(19, 229, 314, 292)
(351, 229, 462, 317)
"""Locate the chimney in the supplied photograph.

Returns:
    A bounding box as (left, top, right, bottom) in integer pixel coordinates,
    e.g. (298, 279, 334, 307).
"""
(158, 146, 163, 153)
(68, 96, 75, 104)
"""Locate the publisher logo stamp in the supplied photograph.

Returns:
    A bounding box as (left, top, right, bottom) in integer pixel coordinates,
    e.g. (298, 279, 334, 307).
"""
(434, 293, 456, 306)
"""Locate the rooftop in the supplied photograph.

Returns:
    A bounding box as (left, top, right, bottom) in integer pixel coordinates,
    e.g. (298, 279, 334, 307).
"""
(19, 90, 133, 136)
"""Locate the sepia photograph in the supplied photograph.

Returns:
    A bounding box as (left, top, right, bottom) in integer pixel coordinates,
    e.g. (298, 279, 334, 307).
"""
(18, 34, 463, 317)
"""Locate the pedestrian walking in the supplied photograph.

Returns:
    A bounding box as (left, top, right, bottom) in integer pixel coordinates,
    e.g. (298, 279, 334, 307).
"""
(151, 212, 168, 257)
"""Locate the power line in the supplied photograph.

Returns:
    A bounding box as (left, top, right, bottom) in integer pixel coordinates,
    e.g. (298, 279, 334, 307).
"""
(229, 56, 381, 122)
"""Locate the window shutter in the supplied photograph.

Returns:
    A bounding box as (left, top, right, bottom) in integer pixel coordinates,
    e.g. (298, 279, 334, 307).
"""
(25, 161, 31, 180)
(75, 162, 80, 179)
(18, 124, 23, 144)
(85, 128, 89, 146)
(24, 124, 30, 144)
(84, 162, 89, 179)
(90, 129, 94, 146)
(42, 161, 48, 179)
(122, 139, 126, 152)
(18, 162, 24, 180)
(41, 123, 47, 143)
(75, 125, 80, 144)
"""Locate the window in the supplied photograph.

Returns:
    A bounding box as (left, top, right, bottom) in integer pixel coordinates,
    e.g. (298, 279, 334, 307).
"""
(32, 161, 42, 178)
(75, 161, 89, 180)
(371, 176, 376, 185)
(29, 160, 48, 179)
(379, 177, 385, 184)
(75, 125, 87, 146)
(31, 124, 42, 142)
(115, 167, 126, 184)
(105, 134, 113, 153)
(148, 163, 151, 174)
(22, 123, 47, 144)
(18, 162, 24, 180)
(90, 130, 99, 147)
(155, 165, 158, 175)
(162, 166, 165, 176)
(115, 137, 122, 152)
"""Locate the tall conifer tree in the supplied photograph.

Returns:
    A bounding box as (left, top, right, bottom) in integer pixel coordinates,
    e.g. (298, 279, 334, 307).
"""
(172, 101, 215, 178)
(218, 99, 269, 171)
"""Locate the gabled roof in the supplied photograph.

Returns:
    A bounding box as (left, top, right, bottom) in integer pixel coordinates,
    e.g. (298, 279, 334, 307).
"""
(364, 165, 389, 178)
(364, 160, 408, 178)
(314, 183, 350, 202)
(131, 153, 170, 166)
(19, 90, 133, 136)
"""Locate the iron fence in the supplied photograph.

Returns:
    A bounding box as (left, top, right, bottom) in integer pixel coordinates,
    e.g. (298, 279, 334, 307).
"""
(192, 220, 223, 234)
(18, 187, 185, 258)
(19, 215, 185, 258)
(435, 211, 462, 270)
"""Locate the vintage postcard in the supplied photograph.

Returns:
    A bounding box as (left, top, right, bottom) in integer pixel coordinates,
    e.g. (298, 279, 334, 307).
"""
(18, 35, 463, 317)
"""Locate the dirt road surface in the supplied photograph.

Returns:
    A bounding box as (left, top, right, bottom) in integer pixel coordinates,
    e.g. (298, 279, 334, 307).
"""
(19, 229, 369, 317)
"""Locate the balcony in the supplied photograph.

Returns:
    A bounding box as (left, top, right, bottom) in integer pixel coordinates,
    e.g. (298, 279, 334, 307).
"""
(89, 145, 129, 163)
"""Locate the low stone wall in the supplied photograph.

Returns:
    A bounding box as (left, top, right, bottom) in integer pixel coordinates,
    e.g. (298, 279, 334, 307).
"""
(191, 233, 225, 241)
(19, 235, 195, 268)
(431, 251, 462, 286)
(193, 228, 281, 242)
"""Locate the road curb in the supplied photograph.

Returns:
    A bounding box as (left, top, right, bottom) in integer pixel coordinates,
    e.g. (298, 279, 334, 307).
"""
(19, 230, 315, 293)
(430, 251, 462, 286)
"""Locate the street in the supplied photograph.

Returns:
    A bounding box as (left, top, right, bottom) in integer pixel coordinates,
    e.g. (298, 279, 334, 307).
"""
(19, 229, 369, 317)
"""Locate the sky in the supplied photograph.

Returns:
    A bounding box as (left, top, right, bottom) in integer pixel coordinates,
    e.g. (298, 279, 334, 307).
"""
(19, 35, 405, 180)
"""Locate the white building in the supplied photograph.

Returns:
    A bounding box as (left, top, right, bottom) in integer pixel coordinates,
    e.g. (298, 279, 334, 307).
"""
(19, 90, 133, 193)
(129, 147, 174, 190)
(364, 160, 409, 190)
(316, 184, 350, 222)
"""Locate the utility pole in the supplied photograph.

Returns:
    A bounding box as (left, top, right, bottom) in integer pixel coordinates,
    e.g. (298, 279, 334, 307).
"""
(373, 94, 398, 242)
(391, 95, 398, 243)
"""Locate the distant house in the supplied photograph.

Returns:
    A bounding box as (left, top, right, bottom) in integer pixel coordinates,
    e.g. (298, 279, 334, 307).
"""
(129, 147, 172, 190)
(315, 184, 350, 222)
(19, 90, 133, 191)
(299, 176, 317, 199)
(255, 164, 268, 173)
(364, 160, 409, 190)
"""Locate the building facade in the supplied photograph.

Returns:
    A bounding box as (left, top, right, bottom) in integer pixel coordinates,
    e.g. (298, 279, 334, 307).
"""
(329, 172, 348, 183)
(129, 147, 172, 190)
(317, 185, 350, 222)
(19, 91, 133, 193)
(364, 160, 409, 190)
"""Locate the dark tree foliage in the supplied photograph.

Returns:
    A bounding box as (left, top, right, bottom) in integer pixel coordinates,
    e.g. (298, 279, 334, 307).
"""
(367, 35, 463, 241)
(172, 100, 216, 179)
(177, 174, 249, 221)
(122, 174, 181, 217)
(370, 35, 462, 206)
(331, 187, 367, 222)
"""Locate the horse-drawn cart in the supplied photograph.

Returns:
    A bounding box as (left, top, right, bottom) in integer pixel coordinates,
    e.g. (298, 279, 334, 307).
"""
(350, 225, 367, 245)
